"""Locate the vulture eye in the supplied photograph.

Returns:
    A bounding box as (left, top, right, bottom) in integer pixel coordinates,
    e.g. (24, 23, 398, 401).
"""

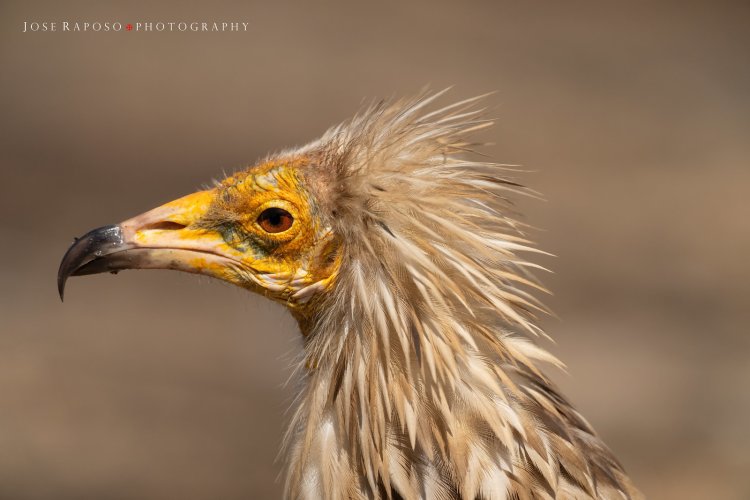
(257, 207, 294, 233)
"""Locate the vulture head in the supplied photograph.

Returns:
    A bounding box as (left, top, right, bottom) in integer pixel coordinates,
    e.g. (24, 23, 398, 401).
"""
(59, 157, 343, 325)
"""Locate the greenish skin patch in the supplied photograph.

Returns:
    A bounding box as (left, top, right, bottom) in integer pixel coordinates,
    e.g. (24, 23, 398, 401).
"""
(217, 221, 274, 256)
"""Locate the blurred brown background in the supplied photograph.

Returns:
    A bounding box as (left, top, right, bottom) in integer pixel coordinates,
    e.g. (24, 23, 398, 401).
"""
(1, 1, 748, 498)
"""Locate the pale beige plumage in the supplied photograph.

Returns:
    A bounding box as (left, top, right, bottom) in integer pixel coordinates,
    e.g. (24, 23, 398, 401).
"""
(278, 92, 642, 499)
(59, 91, 642, 499)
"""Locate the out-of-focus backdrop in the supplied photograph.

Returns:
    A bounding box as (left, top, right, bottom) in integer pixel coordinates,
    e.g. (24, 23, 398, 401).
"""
(1, 1, 748, 498)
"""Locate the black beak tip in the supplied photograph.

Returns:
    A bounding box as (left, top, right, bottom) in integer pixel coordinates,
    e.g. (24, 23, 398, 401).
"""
(57, 225, 123, 302)
(57, 263, 69, 301)
(57, 246, 72, 302)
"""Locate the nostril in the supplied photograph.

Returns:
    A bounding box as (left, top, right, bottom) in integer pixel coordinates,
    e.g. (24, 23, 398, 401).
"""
(142, 221, 187, 231)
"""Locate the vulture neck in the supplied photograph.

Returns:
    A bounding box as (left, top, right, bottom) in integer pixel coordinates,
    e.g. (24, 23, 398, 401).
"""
(282, 286, 639, 499)
(284, 295, 549, 499)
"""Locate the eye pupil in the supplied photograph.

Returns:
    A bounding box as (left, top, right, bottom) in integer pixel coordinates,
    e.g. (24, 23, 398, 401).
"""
(258, 207, 294, 233)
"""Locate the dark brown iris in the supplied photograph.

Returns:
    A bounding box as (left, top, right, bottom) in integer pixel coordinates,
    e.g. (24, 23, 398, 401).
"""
(257, 207, 294, 233)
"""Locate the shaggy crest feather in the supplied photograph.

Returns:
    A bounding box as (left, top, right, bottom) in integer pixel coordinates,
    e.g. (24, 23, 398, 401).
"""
(274, 93, 642, 499)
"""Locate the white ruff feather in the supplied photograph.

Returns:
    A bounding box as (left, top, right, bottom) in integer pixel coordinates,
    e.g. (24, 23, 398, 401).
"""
(273, 92, 641, 500)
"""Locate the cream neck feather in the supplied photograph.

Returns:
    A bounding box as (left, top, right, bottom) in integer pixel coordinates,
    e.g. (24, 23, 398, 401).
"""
(279, 92, 640, 500)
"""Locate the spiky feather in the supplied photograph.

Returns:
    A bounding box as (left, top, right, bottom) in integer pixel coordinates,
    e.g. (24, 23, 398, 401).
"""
(274, 92, 641, 499)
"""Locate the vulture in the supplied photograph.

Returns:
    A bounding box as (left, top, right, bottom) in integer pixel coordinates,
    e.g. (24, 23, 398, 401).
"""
(59, 92, 642, 499)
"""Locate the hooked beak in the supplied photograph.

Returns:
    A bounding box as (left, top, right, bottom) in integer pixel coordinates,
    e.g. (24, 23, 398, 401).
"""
(58, 190, 239, 300)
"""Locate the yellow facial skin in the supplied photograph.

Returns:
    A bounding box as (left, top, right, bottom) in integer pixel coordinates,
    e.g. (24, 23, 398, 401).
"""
(117, 160, 342, 314)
